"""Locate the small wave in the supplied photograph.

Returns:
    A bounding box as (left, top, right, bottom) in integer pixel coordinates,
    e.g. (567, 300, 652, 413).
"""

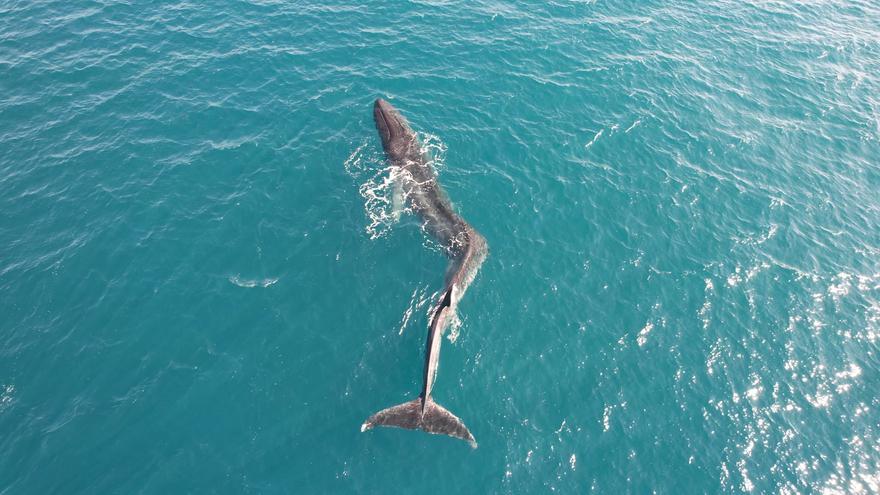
(398, 284, 432, 335)
(0, 384, 14, 413)
(733, 224, 778, 246)
(585, 128, 604, 149)
(342, 140, 369, 177)
(228, 275, 278, 288)
(625, 118, 642, 133)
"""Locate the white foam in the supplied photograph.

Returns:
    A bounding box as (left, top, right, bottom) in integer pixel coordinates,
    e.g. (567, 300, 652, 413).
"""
(585, 128, 604, 149)
(344, 133, 448, 240)
(228, 275, 278, 288)
(1, 384, 14, 412)
(625, 118, 642, 133)
(636, 321, 654, 346)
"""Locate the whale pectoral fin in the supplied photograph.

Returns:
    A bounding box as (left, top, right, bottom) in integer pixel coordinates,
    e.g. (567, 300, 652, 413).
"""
(429, 287, 454, 330)
(444, 285, 455, 305)
(361, 397, 476, 448)
(391, 171, 405, 223)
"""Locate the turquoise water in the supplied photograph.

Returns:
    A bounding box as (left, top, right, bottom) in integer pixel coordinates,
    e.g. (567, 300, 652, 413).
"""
(2, 0, 879, 492)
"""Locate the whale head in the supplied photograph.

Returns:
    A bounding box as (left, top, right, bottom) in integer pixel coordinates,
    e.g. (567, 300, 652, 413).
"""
(373, 98, 417, 159)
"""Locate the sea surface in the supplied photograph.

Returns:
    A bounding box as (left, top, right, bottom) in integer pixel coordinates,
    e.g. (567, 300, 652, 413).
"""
(2, 1, 879, 493)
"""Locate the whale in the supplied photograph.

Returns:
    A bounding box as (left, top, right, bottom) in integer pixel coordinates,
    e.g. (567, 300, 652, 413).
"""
(360, 98, 488, 447)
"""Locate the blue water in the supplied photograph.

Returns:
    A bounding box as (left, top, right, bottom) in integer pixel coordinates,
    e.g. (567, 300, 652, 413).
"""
(2, 1, 879, 493)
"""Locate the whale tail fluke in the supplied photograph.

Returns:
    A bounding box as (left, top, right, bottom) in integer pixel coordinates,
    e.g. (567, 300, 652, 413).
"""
(361, 397, 477, 448)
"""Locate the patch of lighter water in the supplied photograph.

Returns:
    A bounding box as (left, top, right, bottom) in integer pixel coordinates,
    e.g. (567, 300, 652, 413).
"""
(816, 435, 880, 494)
(228, 275, 278, 288)
(344, 133, 448, 240)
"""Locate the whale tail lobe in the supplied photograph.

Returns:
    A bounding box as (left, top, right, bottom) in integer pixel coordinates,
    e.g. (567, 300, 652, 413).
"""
(361, 397, 476, 448)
